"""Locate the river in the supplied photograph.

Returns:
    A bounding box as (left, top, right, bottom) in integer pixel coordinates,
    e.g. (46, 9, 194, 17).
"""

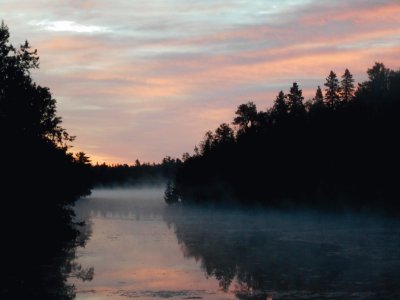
(71, 187, 400, 300)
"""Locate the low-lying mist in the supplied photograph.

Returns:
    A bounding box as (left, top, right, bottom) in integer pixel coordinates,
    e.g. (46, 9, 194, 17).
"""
(73, 186, 400, 299)
(75, 185, 167, 220)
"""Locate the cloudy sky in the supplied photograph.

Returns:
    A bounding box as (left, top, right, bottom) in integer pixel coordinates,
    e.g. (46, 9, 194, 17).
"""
(2, 0, 399, 164)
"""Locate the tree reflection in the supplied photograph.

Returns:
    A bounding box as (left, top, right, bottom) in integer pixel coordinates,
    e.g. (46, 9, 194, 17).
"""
(2, 205, 93, 300)
(164, 205, 400, 299)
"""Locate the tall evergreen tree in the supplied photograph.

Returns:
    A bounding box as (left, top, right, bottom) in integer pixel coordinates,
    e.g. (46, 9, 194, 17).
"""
(270, 90, 288, 124)
(314, 86, 324, 104)
(308, 86, 325, 114)
(287, 82, 305, 116)
(340, 68, 355, 103)
(324, 71, 341, 109)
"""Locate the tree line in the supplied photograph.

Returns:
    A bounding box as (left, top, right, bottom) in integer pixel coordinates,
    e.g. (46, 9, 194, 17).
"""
(91, 156, 182, 186)
(1, 21, 93, 299)
(168, 62, 400, 211)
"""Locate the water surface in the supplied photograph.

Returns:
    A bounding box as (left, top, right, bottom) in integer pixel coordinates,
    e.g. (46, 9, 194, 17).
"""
(72, 187, 400, 299)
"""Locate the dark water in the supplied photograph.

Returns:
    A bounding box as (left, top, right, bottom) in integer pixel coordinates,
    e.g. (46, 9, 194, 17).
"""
(72, 187, 400, 300)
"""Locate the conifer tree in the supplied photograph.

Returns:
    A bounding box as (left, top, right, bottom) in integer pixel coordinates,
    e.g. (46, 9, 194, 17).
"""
(340, 68, 355, 103)
(314, 86, 324, 104)
(324, 71, 341, 109)
(287, 82, 305, 116)
(270, 91, 288, 123)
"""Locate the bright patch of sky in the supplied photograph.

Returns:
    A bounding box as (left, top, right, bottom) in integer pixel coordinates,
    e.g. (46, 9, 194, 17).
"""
(29, 20, 110, 34)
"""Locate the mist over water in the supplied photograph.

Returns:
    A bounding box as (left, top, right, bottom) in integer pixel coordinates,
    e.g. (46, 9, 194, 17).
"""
(75, 186, 167, 220)
(73, 187, 400, 300)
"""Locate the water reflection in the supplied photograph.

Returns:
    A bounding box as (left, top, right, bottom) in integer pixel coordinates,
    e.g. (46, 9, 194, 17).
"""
(164, 204, 400, 299)
(2, 204, 93, 300)
(73, 188, 400, 300)
(73, 188, 236, 299)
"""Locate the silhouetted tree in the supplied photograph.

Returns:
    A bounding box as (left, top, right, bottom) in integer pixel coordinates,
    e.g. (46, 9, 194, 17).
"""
(182, 152, 191, 162)
(194, 145, 200, 156)
(286, 82, 305, 117)
(171, 62, 400, 211)
(355, 63, 393, 110)
(367, 62, 391, 89)
(0, 21, 14, 56)
(340, 68, 355, 103)
(75, 152, 91, 165)
(233, 101, 258, 134)
(214, 123, 235, 145)
(324, 71, 341, 109)
(270, 91, 288, 123)
(1, 21, 93, 299)
(314, 86, 324, 104)
(200, 130, 215, 155)
(0, 23, 73, 148)
(307, 86, 325, 114)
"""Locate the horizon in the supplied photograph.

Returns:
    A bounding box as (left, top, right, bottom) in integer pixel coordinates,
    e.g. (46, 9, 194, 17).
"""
(2, 0, 399, 164)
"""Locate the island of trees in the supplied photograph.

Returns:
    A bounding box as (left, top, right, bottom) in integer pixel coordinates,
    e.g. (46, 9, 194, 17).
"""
(167, 63, 400, 212)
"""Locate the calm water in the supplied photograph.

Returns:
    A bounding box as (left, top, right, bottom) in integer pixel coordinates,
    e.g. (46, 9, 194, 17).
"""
(72, 187, 400, 300)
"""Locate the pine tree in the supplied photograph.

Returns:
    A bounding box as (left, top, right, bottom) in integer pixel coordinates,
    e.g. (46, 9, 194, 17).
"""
(340, 68, 355, 103)
(287, 82, 305, 117)
(270, 90, 288, 123)
(308, 86, 325, 114)
(324, 71, 341, 109)
(314, 86, 324, 104)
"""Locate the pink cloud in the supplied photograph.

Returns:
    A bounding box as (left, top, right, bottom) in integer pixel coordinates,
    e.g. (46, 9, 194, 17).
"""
(301, 2, 400, 26)
(3, 0, 399, 163)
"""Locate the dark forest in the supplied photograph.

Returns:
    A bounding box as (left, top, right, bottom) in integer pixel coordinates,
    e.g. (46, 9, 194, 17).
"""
(168, 63, 400, 212)
(0, 21, 93, 299)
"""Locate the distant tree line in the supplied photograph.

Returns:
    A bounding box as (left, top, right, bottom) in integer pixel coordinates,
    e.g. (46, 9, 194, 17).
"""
(91, 156, 182, 186)
(0, 21, 93, 299)
(168, 62, 400, 211)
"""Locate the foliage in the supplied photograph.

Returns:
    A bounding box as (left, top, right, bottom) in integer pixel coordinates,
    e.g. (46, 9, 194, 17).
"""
(287, 82, 305, 117)
(233, 101, 258, 134)
(171, 63, 400, 212)
(340, 68, 355, 103)
(0, 21, 93, 299)
(324, 70, 341, 109)
(91, 156, 182, 186)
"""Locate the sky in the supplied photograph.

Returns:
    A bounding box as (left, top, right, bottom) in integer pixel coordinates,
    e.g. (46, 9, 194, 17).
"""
(1, 0, 399, 164)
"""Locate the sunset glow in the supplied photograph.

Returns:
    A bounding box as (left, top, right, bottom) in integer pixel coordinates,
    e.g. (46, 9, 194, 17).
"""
(2, 0, 399, 163)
